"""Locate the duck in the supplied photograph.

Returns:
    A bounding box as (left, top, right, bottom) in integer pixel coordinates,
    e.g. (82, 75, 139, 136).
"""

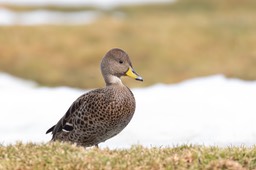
(46, 48, 143, 147)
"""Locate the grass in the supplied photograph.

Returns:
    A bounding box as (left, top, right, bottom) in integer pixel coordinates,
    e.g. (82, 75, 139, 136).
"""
(1, 0, 256, 88)
(1, 142, 256, 170)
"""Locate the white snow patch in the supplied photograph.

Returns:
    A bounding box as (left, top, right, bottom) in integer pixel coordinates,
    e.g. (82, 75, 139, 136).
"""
(0, 8, 100, 25)
(0, 0, 174, 25)
(0, 72, 256, 148)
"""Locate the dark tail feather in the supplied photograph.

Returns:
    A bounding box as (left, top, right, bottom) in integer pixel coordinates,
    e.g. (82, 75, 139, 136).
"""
(46, 125, 55, 134)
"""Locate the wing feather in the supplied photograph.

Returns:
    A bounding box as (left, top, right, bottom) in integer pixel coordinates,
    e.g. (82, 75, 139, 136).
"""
(45, 94, 85, 136)
(46, 89, 106, 138)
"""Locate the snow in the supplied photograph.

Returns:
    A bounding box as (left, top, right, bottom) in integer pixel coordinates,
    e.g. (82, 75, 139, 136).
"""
(0, 0, 174, 25)
(0, 72, 256, 149)
(0, 8, 100, 25)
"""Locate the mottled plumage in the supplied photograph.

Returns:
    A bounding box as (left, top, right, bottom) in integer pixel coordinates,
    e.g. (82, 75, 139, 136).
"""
(46, 48, 143, 147)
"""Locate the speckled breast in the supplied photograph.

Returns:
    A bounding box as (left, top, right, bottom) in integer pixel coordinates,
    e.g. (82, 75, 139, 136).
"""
(94, 88, 136, 143)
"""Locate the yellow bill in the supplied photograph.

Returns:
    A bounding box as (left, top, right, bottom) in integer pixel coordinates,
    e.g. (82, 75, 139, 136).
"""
(126, 67, 143, 81)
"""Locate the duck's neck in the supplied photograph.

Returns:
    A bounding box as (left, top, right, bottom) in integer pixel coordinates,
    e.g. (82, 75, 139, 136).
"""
(104, 75, 123, 86)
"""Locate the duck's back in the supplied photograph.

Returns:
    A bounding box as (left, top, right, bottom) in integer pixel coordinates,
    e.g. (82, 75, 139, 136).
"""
(50, 85, 135, 147)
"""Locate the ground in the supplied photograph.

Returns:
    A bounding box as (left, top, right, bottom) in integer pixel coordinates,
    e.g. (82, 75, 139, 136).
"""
(1, 142, 256, 170)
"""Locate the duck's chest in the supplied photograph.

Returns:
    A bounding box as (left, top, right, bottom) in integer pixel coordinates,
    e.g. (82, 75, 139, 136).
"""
(76, 86, 136, 144)
(87, 87, 135, 141)
(104, 89, 136, 121)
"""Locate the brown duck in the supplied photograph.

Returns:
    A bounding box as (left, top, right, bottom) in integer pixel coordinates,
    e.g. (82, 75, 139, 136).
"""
(46, 48, 143, 147)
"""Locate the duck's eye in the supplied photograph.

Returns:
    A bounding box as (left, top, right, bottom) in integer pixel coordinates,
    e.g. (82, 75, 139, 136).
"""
(119, 60, 123, 64)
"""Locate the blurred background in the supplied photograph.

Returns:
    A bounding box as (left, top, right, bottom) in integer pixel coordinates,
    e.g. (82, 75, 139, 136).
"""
(1, 0, 256, 88)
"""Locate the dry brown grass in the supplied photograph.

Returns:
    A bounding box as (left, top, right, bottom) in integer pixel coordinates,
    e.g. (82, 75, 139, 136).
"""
(1, 0, 256, 88)
(1, 142, 256, 170)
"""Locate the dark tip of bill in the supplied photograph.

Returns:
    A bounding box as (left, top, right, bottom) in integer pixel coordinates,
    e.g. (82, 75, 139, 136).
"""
(136, 77, 143, 82)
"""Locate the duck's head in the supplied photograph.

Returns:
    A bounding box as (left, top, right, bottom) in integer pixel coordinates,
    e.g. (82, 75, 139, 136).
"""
(101, 48, 143, 86)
